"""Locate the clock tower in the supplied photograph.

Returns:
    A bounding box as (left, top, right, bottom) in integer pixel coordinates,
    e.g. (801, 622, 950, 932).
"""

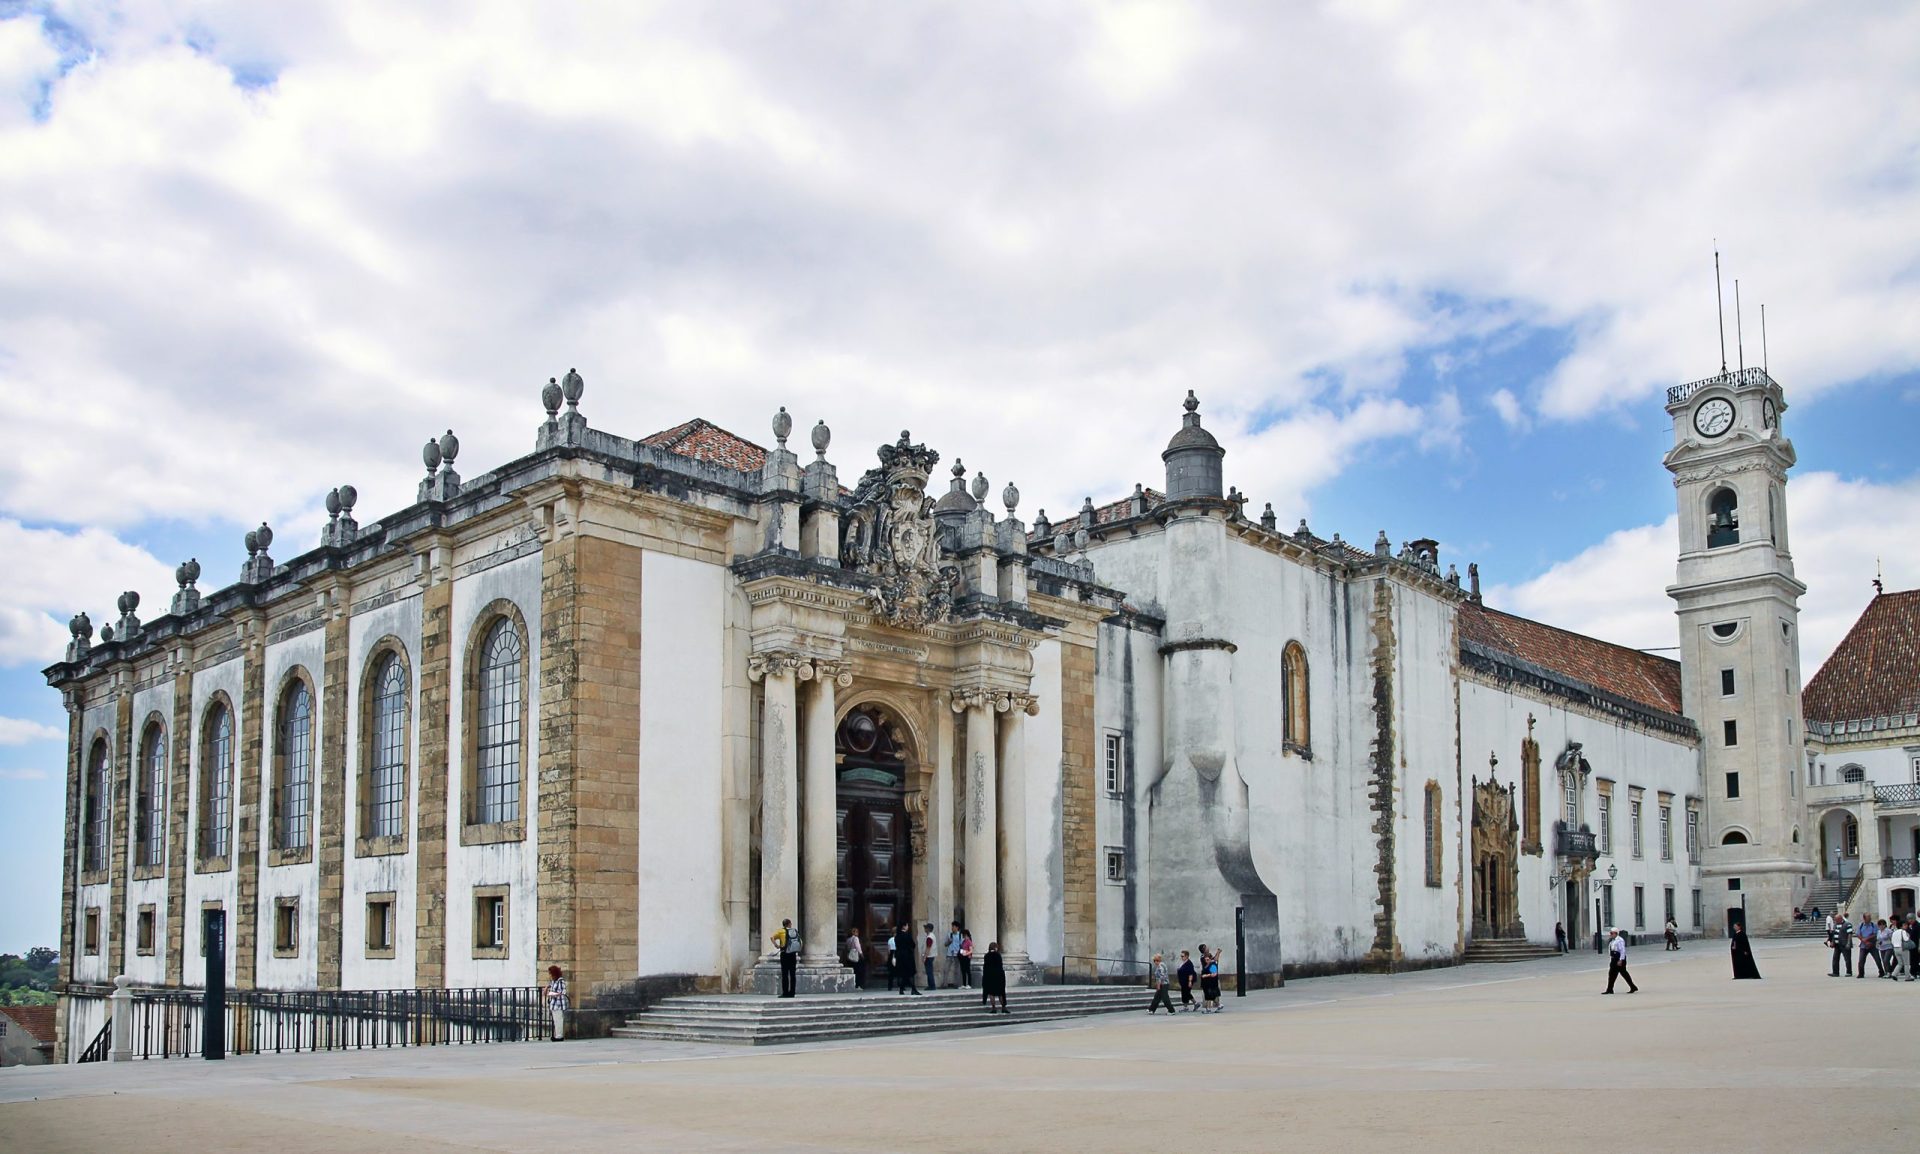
(1664, 366, 1814, 934)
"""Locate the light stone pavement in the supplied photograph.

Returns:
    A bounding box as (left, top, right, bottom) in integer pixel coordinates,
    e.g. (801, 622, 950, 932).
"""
(1, 938, 1909, 1153)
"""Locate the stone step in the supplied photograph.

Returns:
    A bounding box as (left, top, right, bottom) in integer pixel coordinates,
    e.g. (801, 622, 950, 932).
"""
(1462, 940, 1561, 963)
(615, 985, 1150, 1046)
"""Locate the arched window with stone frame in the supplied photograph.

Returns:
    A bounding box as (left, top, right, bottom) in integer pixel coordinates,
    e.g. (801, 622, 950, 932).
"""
(1281, 641, 1311, 757)
(198, 700, 234, 863)
(466, 607, 529, 834)
(136, 718, 167, 869)
(360, 643, 412, 847)
(1706, 487, 1740, 548)
(82, 736, 110, 874)
(271, 672, 316, 856)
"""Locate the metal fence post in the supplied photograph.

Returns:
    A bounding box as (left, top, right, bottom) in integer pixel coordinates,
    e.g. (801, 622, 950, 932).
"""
(203, 907, 226, 1060)
(1235, 906, 1246, 997)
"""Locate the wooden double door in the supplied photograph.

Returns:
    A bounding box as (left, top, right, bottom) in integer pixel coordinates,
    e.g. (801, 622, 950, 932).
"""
(837, 784, 912, 958)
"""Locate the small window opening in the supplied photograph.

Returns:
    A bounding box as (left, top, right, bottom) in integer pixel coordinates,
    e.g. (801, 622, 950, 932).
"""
(1707, 488, 1740, 548)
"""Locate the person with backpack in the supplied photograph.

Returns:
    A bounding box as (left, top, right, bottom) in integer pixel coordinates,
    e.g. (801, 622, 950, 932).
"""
(1146, 954, 1175, 1014)
(773, 918, 801, 997)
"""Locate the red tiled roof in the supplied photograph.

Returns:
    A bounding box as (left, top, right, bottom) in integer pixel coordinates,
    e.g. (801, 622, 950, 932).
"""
(1803, 589, 1920, 724)
(1458, 601, 1685, 718)
(2, 1004, 56, 1044)
(639, 419, 768, 472)
(1036, 488, 1167, 538)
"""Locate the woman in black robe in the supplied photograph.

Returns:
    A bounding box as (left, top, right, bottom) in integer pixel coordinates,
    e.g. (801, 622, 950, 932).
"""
(1730, 921, 1762, 979)
(981, 941, 1008, 1014)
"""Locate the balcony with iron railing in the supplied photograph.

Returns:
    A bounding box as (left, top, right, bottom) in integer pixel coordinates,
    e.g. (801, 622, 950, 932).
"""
(1873, 783, 1920, 810)
(1666, 366, 1777, 407)
(1882, 857, 1920, 879)
(1554, 821, 1599, 861)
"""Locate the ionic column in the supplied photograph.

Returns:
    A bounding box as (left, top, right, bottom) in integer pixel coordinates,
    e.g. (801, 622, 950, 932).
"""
(751, 653, 800, 962)
(997, 695, 1035, 967)
(800, 661, 846, 967)
(960, 692, 999, 948)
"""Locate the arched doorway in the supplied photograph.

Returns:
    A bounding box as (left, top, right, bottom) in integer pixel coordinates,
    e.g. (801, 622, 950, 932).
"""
(836, 704, 914, 955)
(1472, 777, 1523, 939)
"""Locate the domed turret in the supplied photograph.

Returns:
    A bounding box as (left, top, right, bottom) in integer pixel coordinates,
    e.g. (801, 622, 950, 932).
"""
(1162, 391, 1224, 500)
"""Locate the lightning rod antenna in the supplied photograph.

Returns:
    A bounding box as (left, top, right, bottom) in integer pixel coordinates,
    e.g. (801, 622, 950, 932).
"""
(1714, 244, 1728, 375)
(1761, 303, 1769, 377)
(1735, 279, 1745, 373)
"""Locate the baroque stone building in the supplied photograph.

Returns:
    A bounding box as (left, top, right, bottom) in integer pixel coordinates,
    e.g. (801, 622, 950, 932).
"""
(48, 360, 1826, 1057)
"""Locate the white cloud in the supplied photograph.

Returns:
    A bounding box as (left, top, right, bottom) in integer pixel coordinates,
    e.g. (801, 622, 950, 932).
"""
(1487, 471, 1920, 674)
(0, 767, 49, 780)
(1488, 388, 1528, 431)
(0, 716, 63, 744)
(0, 519, 176, 668)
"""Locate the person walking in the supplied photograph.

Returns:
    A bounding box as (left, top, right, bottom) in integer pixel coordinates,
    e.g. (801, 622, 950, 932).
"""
(1828, 912, 1853, 976)
(1201, 947, 1224, 1012)
(1603, 928, 1638, 994)
(846, 928, 866, 990)
(923, 923, 939, 991)
(892, 923, 922, 995)
(544, 965, 568, 1042)
(1554, 922, 1567, 953)
(958, 928, 975, 990)
(981, 941, 1008, 1014)
(1176, 950, 1197, 1010)
(1729, 920, 1761, 979)
(1887, 919, 1911, 980)
(945, 921, 964, 989)
(1856, 914, 1881, 979)
(1877, 919, 1898, 979)
(773, 918, 801, 998)
(1664, 918, 1680, 951)
(1146, 954, 1176, 1014)
(1904, 914, 1919, 981)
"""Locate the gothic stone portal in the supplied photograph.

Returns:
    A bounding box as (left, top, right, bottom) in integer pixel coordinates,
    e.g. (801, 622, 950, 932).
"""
(1472, 776, 1524, 940)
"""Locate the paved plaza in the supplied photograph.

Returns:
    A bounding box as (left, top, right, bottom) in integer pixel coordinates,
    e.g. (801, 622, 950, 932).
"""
(2, 938, 1909, 1153)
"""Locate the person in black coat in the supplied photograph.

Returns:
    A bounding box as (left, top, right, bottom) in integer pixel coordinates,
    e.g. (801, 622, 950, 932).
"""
(892, 923, 922, 995)
(1176, 950, 1197, 1010)
(981, 941, 1008, 1014)
(1730, 920, 1762, 979)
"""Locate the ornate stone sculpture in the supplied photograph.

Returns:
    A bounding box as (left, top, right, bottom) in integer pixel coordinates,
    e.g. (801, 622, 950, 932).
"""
(839, 431, 960, 628)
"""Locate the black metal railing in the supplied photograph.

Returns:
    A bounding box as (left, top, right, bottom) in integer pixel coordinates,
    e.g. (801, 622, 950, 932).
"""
(76, 1020, 111, 1063)
(1882, 857, 1920, 879)
(78, 985, 547, 1061)
(1875, 783, 1920, 809)
(1667, 366, 1774, 406)
(1054, 954, 1153, 985)
(1554, 822, 1598, 860)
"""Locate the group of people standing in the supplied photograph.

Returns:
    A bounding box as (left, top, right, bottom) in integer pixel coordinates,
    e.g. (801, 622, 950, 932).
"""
(1147, 946, 1226, 1013)
(1825, 910, 1918, 980)
(839, 921, 1010, 1011)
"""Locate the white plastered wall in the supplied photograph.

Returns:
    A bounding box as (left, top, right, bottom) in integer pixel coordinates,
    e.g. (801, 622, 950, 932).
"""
(183, 656, 244, 986)
(1388, 583, 1466, 962)
(71, 697, 119, 989)
(1024, 636, 1071, 966)
(342, 591, 423, 990)
(257, 627, 326, 990)
(122, 679, 175, 986)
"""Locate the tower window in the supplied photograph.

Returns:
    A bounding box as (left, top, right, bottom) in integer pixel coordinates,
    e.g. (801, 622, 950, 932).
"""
(1707, 488, 1740, 548)
(1725, 772, 1740, 798)
(1720, 669, 1735, 696)
(1721, 830, 1749, 845)
(1723, 719, 1738, 747)
(1711, 622, 1738, 638)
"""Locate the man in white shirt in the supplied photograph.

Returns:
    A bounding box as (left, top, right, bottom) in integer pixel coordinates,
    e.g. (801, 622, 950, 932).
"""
(1603, 928, 1639, 994)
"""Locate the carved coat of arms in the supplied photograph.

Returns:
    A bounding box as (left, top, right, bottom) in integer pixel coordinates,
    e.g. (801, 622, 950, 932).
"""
(840, 431, 959, 628)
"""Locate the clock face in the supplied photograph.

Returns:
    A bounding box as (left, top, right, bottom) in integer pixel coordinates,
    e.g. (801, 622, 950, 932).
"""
(1763, 397, 1777, 429)
(1693, 397, 1735, 437)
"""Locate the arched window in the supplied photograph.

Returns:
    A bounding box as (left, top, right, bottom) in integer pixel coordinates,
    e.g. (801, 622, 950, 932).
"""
(200, 704, 233, 861)
(1841, 764, 1866, 784)
(1707, 488, 1740, 548)
(1424, 781, 1443, 887)
(475, 618, 523, 824)
(83, 738, 109, 873)
(368, 653, 408, 839)
(137, 721, 166, 868)
(274, 678, 314, 852)
(1282, 641, 1311, 756)
(1721, 830, 1749, 846)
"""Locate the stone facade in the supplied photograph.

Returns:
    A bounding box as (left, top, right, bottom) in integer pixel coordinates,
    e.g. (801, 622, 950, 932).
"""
(45, 360, 1831, 1058)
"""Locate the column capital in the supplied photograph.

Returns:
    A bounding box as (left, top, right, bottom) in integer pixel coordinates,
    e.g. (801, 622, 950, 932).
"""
(747, 648, 806, 681)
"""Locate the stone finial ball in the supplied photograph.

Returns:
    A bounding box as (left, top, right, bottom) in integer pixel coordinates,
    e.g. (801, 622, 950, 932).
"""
(438, 429, 460, 464)
(255, 522, 273, 551)
(338, 485, 357, 512)
(116, 591, 131, 614)
(101, 624, 114, 642)
(772, 406, 792, 446)
(1184, 390, 1200, 414)
(542, 376, 563, 417)
(1002, 482, 1019, 513)
(184, 558, 200, 585)
(245, 529, 259, 555)
(811, 419, 830, 456)
(970, 471, 988, 503)
(120, 590, 139, 613)
(561, 367, 584, 405)
(952, 458, 966, 479)
(70, 611, 91, 638)
(422, 438, 442, 472)
(325, 488, 342, 517)
(176, 562, 190, 588)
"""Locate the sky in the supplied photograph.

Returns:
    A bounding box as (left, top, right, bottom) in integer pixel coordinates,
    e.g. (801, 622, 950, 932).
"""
(1, 1, 1917, 955)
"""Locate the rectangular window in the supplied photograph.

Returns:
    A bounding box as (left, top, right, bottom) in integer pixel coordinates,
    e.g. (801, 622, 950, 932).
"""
(366, 894, 396, 958)
(136, 905, 156, 955)
(1659, 806, 1672, 861)
(84, 908, 100, 955)
(1727, 878, 1742, 892)
(1633, 885, 1645, 930)
(1563, 773, 1577, 825)
(1630, 799, 1643, 859)
(1103, 734, 1125, 796)
(1663, 886, 1676, 926)
(1686, 810, 1700, 861)
(1720, 668, 1735, 696)
(1598, 795, 1612, 854)
(1104, 847, 1126, 884)
(473, 887, 510, 958)
(1424, 783, 1442, 888)
(1691, 888, 1703, 928)
(1601, 885, 1615, 929)
(1723, 719, 1738, 747)
(274, 898, 299, 957)
(1910, 755, 1919, 785)
(1726, 772, 1740, 799)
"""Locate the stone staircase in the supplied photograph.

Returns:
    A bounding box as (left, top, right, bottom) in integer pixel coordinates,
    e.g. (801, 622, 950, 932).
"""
(613, 984, 1149, 1046)
(1462, 937, 1562, 963)
(1777, 879, 1858, 938)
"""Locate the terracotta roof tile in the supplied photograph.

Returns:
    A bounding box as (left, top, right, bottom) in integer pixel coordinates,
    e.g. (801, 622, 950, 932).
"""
(1803, 589, 1920, 724)
(1458, 601, 1684, 718)
(639, 419, 768, 472)
(1035, 489, 1167, 539)
(1, 1004, 56, 1044)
